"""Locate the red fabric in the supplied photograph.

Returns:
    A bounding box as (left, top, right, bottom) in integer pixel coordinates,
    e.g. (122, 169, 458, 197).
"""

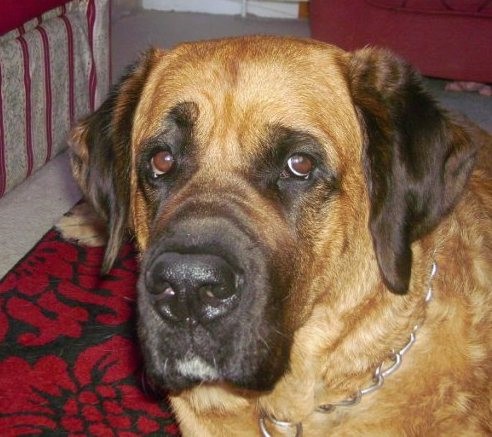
(0, 0, 71, 35)
(368, 0, 492, 16)
(310, 0, 492, 82)
(0, 228, 180, 436)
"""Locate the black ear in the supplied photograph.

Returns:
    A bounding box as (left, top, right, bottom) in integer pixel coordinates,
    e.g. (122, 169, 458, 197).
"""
(348, 48, 477, 294)
(69, 49, 160, 273)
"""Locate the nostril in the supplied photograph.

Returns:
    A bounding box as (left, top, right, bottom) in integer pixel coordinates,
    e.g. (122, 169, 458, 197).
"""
(162, 284, 176, 298)
(149, 281, 176, 298)
(198, 283, 235, 306)
(144, 275, 183, 321)
(152, 283, 177, 311)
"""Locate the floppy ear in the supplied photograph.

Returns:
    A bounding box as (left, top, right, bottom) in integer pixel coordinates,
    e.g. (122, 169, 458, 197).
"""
(69, 49, 160, 273)
(348, 48, 477, 294)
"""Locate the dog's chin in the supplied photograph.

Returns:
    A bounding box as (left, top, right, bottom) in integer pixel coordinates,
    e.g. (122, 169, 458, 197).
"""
(152, 373, 210, 394)
(144, 357, 281, 395)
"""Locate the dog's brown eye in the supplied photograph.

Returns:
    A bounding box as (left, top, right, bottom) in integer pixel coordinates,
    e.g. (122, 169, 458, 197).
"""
(151, 150, 174, 177)
(284, 153, 315, 179)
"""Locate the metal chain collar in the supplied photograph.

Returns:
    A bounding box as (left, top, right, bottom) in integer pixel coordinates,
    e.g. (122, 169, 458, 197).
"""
(259, 262, 437, 437)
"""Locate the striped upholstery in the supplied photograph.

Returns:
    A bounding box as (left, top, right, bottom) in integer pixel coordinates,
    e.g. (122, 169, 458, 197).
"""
(0, 0, 110, 198)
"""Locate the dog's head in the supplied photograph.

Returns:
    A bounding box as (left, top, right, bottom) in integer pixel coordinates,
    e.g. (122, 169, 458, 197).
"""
(70, 37, 476, 393)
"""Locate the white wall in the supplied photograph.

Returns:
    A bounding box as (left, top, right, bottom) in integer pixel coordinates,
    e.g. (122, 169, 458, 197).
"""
(142, 0, 301, 19)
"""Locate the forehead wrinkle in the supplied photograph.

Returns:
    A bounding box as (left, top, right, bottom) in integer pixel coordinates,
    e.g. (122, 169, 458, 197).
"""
(188, 91, 244, 172)
(194, 72, 342, 175)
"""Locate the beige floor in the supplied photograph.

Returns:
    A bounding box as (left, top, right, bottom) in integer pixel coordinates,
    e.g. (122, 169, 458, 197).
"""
(0, 8, 491, 278)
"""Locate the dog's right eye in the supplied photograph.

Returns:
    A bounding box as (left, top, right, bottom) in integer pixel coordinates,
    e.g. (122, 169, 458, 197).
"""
(150, 150, 175, 177)
(280, 153, 315, 180)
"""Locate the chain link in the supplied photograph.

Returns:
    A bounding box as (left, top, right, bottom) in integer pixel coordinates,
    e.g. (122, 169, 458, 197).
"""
(315, 262, 435, 416)
(259, 262, 437, 437)
(259, 415, 303, 437)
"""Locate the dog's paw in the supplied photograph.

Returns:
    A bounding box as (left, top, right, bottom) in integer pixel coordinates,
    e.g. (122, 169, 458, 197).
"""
(56, 202, 108, 247)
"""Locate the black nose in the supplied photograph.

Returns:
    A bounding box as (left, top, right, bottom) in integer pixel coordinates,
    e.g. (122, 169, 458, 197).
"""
(145, 252, 242, 323)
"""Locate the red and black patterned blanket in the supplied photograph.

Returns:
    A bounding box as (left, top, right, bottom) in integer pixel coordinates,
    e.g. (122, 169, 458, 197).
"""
(0, 229, 179, 436)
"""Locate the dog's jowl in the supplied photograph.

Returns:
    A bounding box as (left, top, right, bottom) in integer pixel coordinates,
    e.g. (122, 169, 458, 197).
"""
(70, 36, 491, 436)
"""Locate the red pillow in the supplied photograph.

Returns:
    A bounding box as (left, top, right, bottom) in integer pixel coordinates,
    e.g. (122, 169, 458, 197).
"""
(0, 0, 70, 35)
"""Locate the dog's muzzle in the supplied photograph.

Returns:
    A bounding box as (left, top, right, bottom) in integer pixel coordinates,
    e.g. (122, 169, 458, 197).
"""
(137, 212, 292, 393)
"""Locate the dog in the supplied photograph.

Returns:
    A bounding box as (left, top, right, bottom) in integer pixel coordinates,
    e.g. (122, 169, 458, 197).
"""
(69, 36, 491, 436)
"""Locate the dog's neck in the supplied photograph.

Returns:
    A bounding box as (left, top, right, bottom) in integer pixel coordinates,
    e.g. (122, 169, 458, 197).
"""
(259, 262, 437, 437)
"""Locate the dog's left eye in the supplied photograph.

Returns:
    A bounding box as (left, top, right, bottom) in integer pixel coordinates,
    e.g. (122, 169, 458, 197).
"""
(151, 150, 175, 177)
(281, 153, 315, 179)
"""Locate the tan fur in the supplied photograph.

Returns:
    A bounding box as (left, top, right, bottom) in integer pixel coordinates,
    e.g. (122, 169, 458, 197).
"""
(56, 202, 108, 247)
(71, 36, 492, 435)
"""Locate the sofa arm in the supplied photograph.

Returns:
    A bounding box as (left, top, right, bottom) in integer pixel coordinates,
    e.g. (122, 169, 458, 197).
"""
(0, 0, 110, 198)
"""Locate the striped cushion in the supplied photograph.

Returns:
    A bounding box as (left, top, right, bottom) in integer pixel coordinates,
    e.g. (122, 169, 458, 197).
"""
(0, 0, 110, 198)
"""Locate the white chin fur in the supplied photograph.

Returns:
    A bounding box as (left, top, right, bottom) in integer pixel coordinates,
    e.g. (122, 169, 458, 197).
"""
(176, 356, 219, 380)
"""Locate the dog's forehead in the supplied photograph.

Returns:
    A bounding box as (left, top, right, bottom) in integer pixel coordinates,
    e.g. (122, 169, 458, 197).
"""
(134, 37, 361, 164)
